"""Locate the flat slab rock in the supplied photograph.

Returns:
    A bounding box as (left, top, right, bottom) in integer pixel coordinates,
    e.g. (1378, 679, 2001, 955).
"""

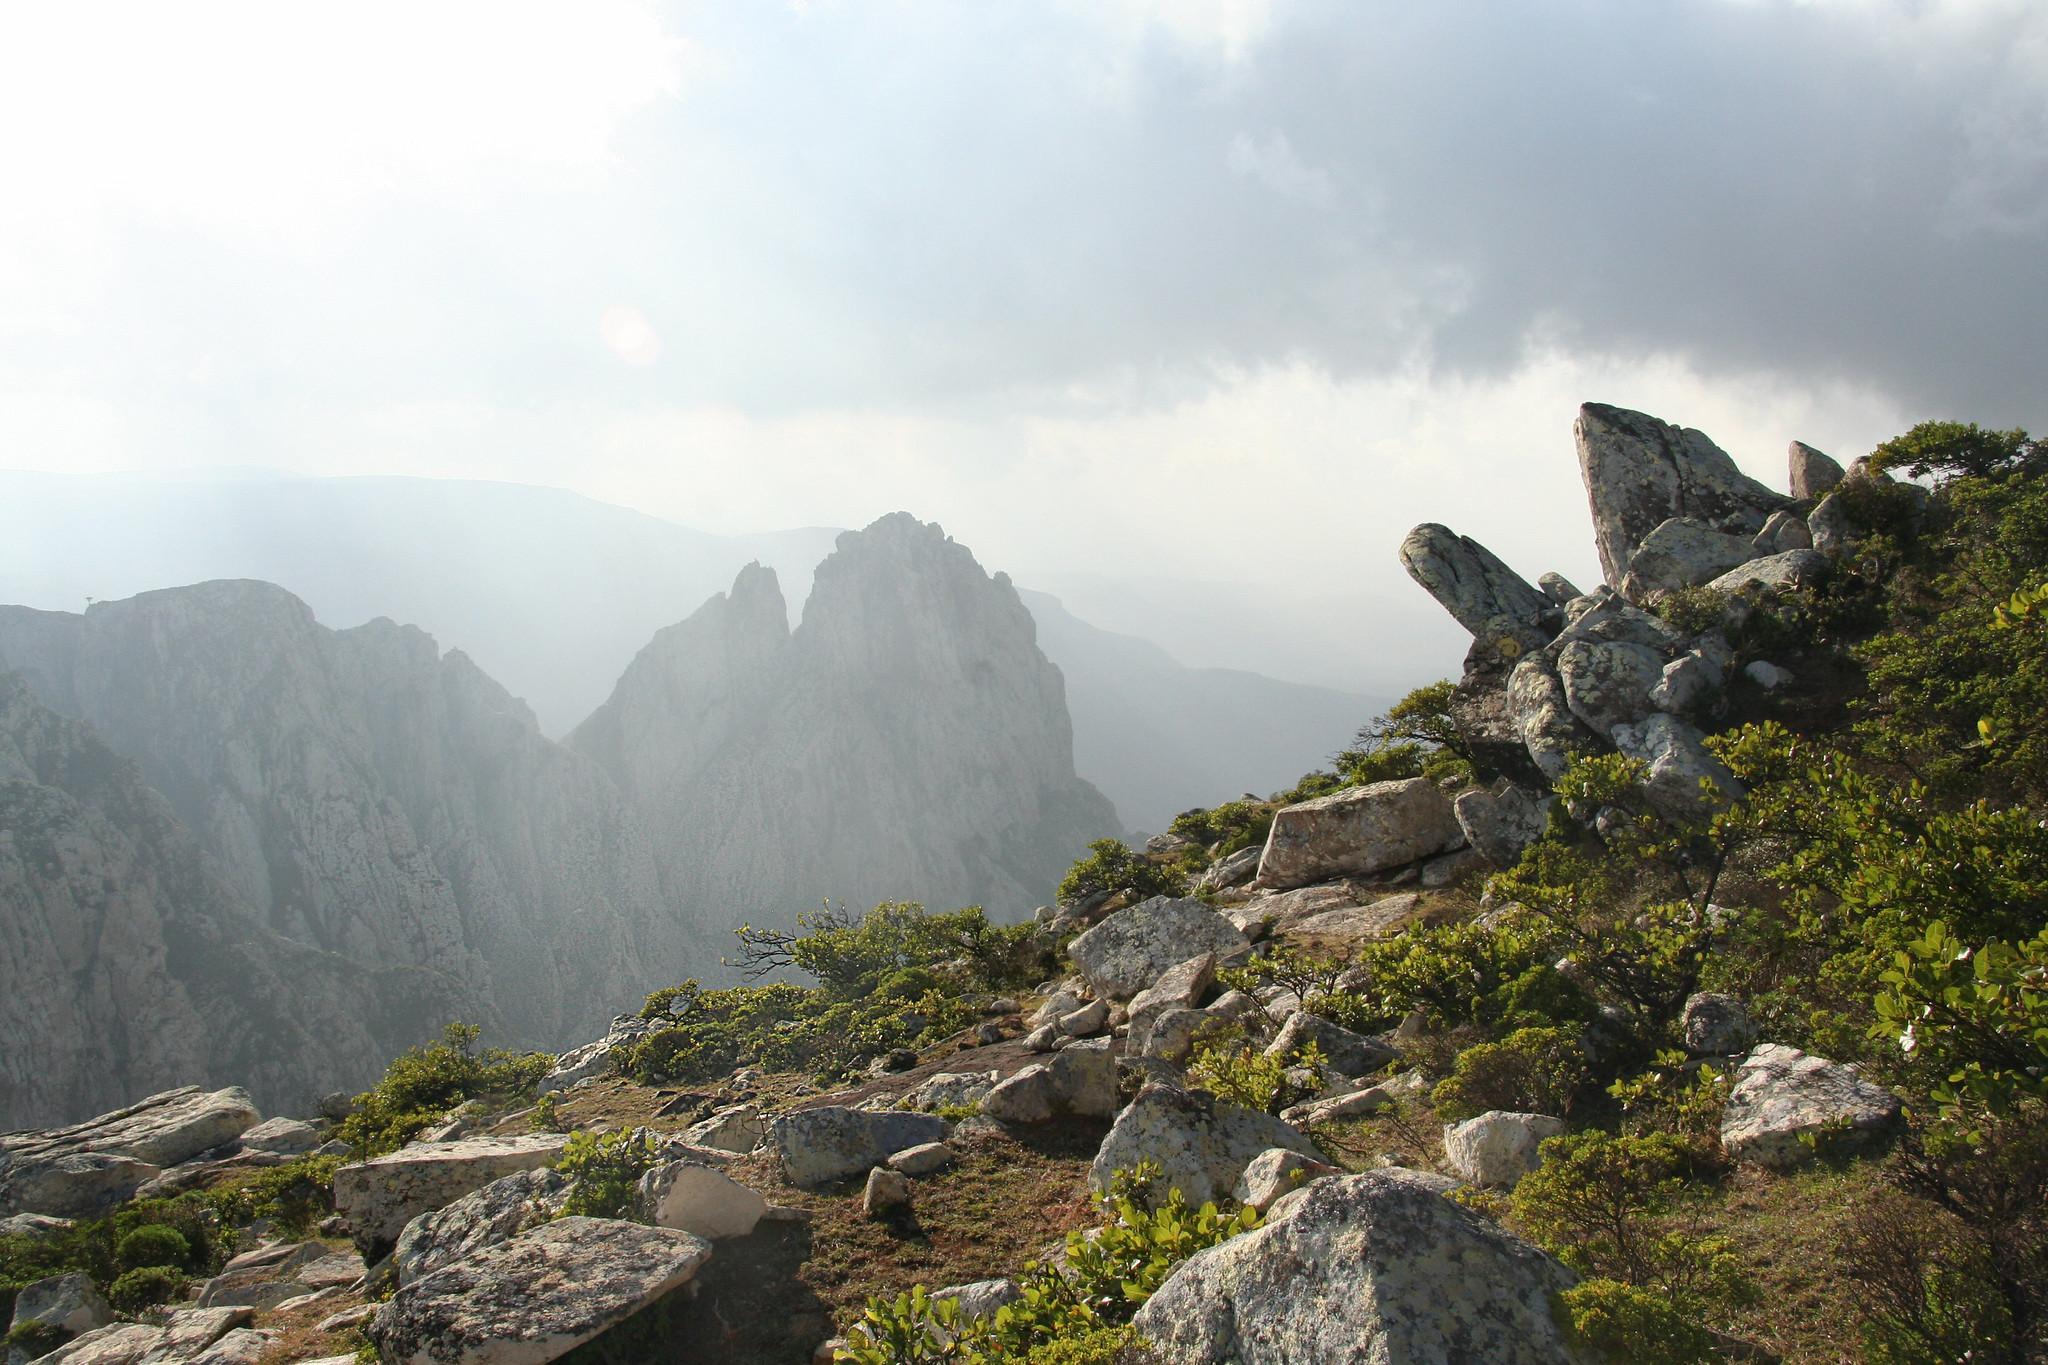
(0, 1088, 261, 1217)
(1134, 1171, 1599, 1365)
(334, 1134, 572, 1260)
(370, 1217, 711, 1365)
(395, 1167, 571, 1287)
(770, 1107, 949, 1187)
(1066, 897, 1249, 1001)
(1257, 779, 1461, 891)
(1721, 1043, 1904, 1171)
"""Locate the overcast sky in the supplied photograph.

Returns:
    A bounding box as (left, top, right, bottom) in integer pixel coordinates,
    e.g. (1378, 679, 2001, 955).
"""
(1, 0, 2042, 688)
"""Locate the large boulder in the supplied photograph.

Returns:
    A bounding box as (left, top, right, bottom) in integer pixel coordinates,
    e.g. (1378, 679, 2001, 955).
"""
(1575, 403, 1789, 588)
(1257, 780, 1461, 891)
(1618, 517, 1760, 601)
(635, 1162, 766, 1239)
(10, 1272, 113, 1338)
(1506, 657, 1597, 783)
(1558, 640, 1665, 740)
(1609, 714, 1742, 816)
(1442, 1111, 1566, 1189)
(0, 1088, 261, 1217)
(769, 1108, 948, 1187)
(369, 1217, 711, 1365)
(1126, 955, 1218, 1047)
(32, 1324, 165, 1365)
(680, 1105, 766, 1155)
(1454, 783, 1553, 866)
(1788, 441, 1845, 499)
(1067, 898, 1249, 1001)
(1398, 525, 1556, 643)
(392, 1167, 572, 1288)
(1720, 1044, 1904, 1171)
(981, 1040, 1118, 1123)
(899, 1072, 1000, 1114)
(1264, 1013, 1397, 1079)
(1089, 1083, 1323, 1207)
(235, 1119, 319, 1157)
(1133, 1171, 1600, 1365)
(1704, 548, 1830, 598)
(333, 1134, 572, 1262)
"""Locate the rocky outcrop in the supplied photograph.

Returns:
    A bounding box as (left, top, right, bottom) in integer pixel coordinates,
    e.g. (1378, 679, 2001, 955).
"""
(333, 1134, 572, 1261)
(1089, 1083, 1323, 1206)
(1398, 526, 1556, 649)
(1067, 898, 1248, 1000)
(769, 1107, 949, 1187)
(392, 1167, 572, 1287)
(570, 515, 1119, 930)
(1263, 1013, 1397, 1079)
(1616, 518, 1760, 601)
(1256, 779, 1461, 890)
(1720, 1044, 1904, 1170)
(635, 1162, 766, 1239)
(979, 1040, 1118, 1123)
(1133, 1171, 1599, 1365)
(0, 1088, 262, 1216)
(1788, 441, 1845, 499)
(1442, 1111, 1565, 1189)
(1575, 403, 1790, 588)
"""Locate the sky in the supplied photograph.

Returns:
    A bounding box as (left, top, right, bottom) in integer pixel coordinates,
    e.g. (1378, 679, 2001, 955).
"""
(1, 0, 2043, 691)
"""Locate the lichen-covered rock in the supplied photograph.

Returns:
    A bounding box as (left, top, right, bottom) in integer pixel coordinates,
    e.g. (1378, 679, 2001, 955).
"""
(9, 1272, 113, 1338)
(1721, 1044, 1904, 1171)
(1256, 780, 1461, 892)
(1089, 1083, 1324, 1206)
(1126, 955, 1217, 1050)
(863, 1167, 912, 1218)
(392, 1167, 572, 1288)
(1788, 441, 1845, 500)
(1134, 1171, 1598, 1365)
(769, 1108, 948, 1187)
(1224, 884, 1363, 938)
(1609, 714, 1743, 817)
(1576, 403, 1789, 588)
(138, 1307, 255, 1365)
(1056, 1000, 1109, 1038)
(1443, 1111, 1566, 1189)
(932, 1278, 1021, 1323)
(369, 1217, 711, 1365)
(1618, 518, 1760, 601)
(1028, 991, 1082, 1028)
(1398, 525, 1557, 641)
(1682, 994, 1758, 1057)
(1140, 1010, 1208, 1065)
(1808, 493, 1858, 554)
(979, 1066, 1058, 1124)
(1506, 658, 1597, 783)
(334, 1134, 572, 1261)
(1230, 1149, 1339, 1214)
(1752, 509, 1813, 555)
(41, 1325, 175, 1365)
(0, 1088, 260, 1217)
(1453, 783, 1552, 866)
(177, 1332, 274, 1365)
(885, 1143, 955, 1176)
(1067, 898, 1249, 1000)
(1704, 548, 1830, 597)
(635, 1162, 766, 1240)
(981, 1040, 1117, 1123)
(680, 1105, 766, 1155)
(1264, 1012, 1397, 1079)
(1558, 640, 1665, 740)
(1546, 587, 1691, 658)
(1286, 894, 1426, 944)
(1195, 846, 1261, 893)
(899, 1073, 999, 1114)
(0, 1154, 160, 1222)
(536, 1017, 657, 1097)
(235, 1119, 318, 1156)
(1648, 651, 1724, 716)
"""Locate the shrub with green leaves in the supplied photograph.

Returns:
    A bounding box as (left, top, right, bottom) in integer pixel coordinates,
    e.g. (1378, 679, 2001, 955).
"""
(333, 1023, 553, 1159)
(1335, 917, 1590, 1039)
(106, 1266, 184, 1314)
(1430, 1027, 1589, 1122)
(556, 1129, 664, 1220)
(205, 1154, 345, 1234)
(1167, 800, 1273, 857)
(1554, 1278, 1720, 1365)
(1056, 840, 1187, 906)
(1330, 681, 1473, 787)
(114, 1224, 190, 1271)
(1187, 1025, 1327, 1116)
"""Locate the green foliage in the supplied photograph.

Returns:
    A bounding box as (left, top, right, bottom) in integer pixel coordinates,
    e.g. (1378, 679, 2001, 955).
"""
(1650, 586, 1730, 638)
(1870, 420, 2045, 483)
(106, 1266, 184, 1314)
(1187, 1026, 1327, 1116)
(204, 1154, 345, 1234)
(1057, 841, 1187, 906)
(1167, 800, 1272, 857)
(1554, 1279, 1720, 1365)
(5, 1323, 72, 1360)
(114, 1224, 189, 1271)
(333, 1023, 552, 1159)
(1512, 1132, 1752, 1320)
(1873, 920, 2048, 1128)
(530, 1092, 561, 1132)
(1337, 915, 1591, 1039)
(1430, 1027, 1589, 1122)
(1607, 1053, 1730, 1146)
(1331, 681, 1473, 788)
(0, 1196, 229, 1313)
(735, 901, 1048, 997)
(556, 1129, 664, 1220)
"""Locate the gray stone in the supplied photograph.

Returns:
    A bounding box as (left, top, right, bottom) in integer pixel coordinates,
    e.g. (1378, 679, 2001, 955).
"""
(1230, 1148, 1339, 1214)
(1752, 509, 1812, 555)
(9, 1272, 112, 1338)
(1537, 572, 1581, 604)
(1127, 955, 1217, 1051)
(0, 1214, 71, 1239)
(1576, 403, 1789, 588)
(1257, 779, 1461, 891)
(1265, 1012, 1398, 1078)
(137, 1308, 255, 1365)
(1443, 1111, 1566, 1189)
(863, 1167, 912, 1217)
(334, 1133, 572, 1261)
(635, 1161, 765, 1239)
(1682, 994, 1758, 1057)
(1788, 441, 1845, 500)
(1134, 1171, 1598, 1365)
(1454, 783, 1552, 866)
(236, 1118, 320, 1156)
(1649, 652, 1723, 716)
(295, 1253, 367, 1290)
(1225, 884, 1361, 937)
(1558, 639, 1665, 739)
(1280, 1087, 1393, 1128)
(1287, 893, 1427, 945)
(1610, 714, 1743, 817)
(1546, 587, 1691, 658)
(1067, 898, 1249, 1000)
(1421, 847, 1488, 888)
(1090, 1083, 1324, 1207)
(1705, 548, 1830, 597)
(1028, 992, 1082, 1028)
(1195, 846, 1261, 892)
(1808, 492, 1857, 554)
(1398, 525, 1557, 641)
(1146, 833, 1196, 855)
(1721, 1044, 1904, 1171)
(1506, 657, 1596, 783)
(1020, 1024, 1059, 1053)
(0, 1154, 159, 1222)
(886, 1142, 955, 1176)
(932, 1278, 1021, 1323)
(369, 1217, 711, 1365)
(770, 1107, 948, 1187)
(1056, 1000, 1109, 1038)
(983, 1042, 1117, 1124)
(681, 1105, 765, 1155)
(1618, 518, 1760, 601)
(176, 1329, 272, 1365)
(979, 1066, 1058, 1124)
(899, 1072, 999, 1114)
(1141, 1010, 1209, 1065)
(1745, 660, 1795, 690)
(33, 1325, 163, 1365)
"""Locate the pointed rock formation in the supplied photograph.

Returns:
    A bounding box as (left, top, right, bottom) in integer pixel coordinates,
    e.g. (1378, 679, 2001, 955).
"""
(1788, 441, 1845, 500)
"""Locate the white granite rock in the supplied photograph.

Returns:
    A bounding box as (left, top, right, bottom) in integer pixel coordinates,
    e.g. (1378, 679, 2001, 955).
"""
(333, 1133, 572, 1260)
(1720, 1044, 1904, 1171)
(636, 1161, 766, 1240)
(1090, 1083, 1324, 1207)
(1256, 780, 1461, 891)
(1442, 1111, 1565, 1190)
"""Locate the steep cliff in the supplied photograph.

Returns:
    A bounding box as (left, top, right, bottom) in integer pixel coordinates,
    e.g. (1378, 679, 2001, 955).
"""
(573, 514, 1120, 927)
(0, 671, 460, 1129)
(0, 581, 700, 1061)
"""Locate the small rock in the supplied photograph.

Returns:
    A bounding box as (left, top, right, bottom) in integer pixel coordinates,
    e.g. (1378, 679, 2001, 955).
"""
(1745, 660, 1795, 690)
(862, 1167, 912, 1218)
(1788, 440, 1844, 500)
(900, 1072, 1000, 1113)
(1720, 1044, 1904, 1171)
(315, 1304, 377, 1334)
(318, 1093, 357, 1122)
(1265, 1012, 1398, 1079)
(973, 1022, 1005, 1046)
(1705, 548, 1830, 597)
(1126, 954, 1218, 1052)
(986, 997, 1019, 1015)
(1421, 846, 1488, 888)
(1021, 1024, 1059, 1053)
(1231, 1148, 1339, 1213)
(236, 1118, 321, 1156)
(1057, 1000, 1109, 1038)
(178, 1328, 273, 1365)
(1027, 991, 1082, 1028)
(1682, 993, 1758, 1057)
(682, 1105, 766, 1155)
(1089, 1083, 1324, 1207)
(1752, 508, 1812, 555)
(1442, 1111, 1565, 1189)
(1287, 893, 1426, 944)
(1140, 1008, 1207, 1064)
(1648, 651, 1724, 715)
(886, 1142, 955, 1176)
(1280, 1087, 1392, 1128)
(144, 1307, 256, 1363)
(933, 1278, 1021, 1323)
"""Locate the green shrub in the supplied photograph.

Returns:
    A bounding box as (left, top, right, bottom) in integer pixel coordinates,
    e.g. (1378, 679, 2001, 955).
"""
(115, 1224, 190, 1271)
(5, 1322, 72, 1360)
(1650, 586, 1730, 638)
(1329, 682, 1473, 787)
(1430, 1027, 1589, 1122)
(1056, 841, 1187, 906)
(1341, 918, 1591, 1038)
(1168, 801, 1273, 857)
(557, 1129, 664, 1220)
(1553, 1279, 1719, 1365)
(334, 1023, 553, 1159)
(205, 1155, 344, 1234)
(106, 1266, 185, 1314)
(1187, 1025, 1327, 1117)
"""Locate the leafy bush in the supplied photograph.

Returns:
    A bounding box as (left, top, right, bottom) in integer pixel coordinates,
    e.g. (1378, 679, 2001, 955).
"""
(334, 1023, 553, 1159)
(557, 1129, 664, 1220)
(734, 901, 1048, 996)
(1186, 1025, 1326, 1117)
(0, 1195, 228, 1313)
(1606, 1052, 1730, 1146)
(1330, 681, 1473, 788)
(205, 1155, 345, 1234)
(1430, 1027, 1589, 1122)
(1168, 800, 1273, 857)
(1056, 841, 1187, 906)
(1337, 917, 1591, 1039)
(1649, 586, 1730, 639)
(1554, 1279, 1719, 1365)
(115, 1224, 189, 1271)
(1838, 1189, 2015, 1365)
(106, 1266, 184, 1314)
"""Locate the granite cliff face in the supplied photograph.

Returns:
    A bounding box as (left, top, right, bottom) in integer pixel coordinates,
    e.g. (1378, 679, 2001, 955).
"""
(0, 581, 699, 1081)
(0, 671, 461, 1129)
(572, 514, 1120, 927)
